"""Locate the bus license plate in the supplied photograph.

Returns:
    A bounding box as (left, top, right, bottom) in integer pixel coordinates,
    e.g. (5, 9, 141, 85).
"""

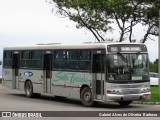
(143, 94, 150, 98)
(123, 95, 138, 100)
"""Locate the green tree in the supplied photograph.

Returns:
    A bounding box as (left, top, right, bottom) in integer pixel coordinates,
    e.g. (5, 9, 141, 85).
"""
(153, 59, 159, 64)
(150, 59, 158, 73)
(50, 0, 159, 42)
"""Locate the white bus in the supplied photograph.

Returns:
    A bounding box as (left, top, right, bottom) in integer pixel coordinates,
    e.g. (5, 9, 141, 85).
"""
(2, 42, 151, 106)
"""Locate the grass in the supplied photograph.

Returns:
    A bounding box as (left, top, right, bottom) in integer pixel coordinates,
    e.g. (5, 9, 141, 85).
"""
(141, 86, 160, 102)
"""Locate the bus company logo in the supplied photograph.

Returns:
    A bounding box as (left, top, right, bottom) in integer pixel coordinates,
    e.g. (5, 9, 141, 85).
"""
(54, 72, 88, 84)
(24, 71, 33, 77)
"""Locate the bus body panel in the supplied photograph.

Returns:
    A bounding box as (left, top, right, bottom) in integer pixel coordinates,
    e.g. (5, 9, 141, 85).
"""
(65, 87, 81, 99)
(51, 71, 92, 99)
(3, 68, 13, 89)
(2, 43, 151, 106)
(18, 69, 43, 93)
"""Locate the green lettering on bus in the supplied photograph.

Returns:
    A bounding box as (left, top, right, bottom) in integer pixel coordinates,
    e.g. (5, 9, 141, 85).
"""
(53, 72, 88, 84)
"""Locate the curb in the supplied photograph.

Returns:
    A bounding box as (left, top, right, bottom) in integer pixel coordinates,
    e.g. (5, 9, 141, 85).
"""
(133, 101, 160, 105)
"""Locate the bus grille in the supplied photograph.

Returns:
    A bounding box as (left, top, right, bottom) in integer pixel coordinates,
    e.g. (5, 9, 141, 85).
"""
(121, 89, 140, 94)
(117, 84, 143, 88)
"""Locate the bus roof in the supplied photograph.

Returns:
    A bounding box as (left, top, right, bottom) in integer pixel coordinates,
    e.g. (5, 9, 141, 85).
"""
(3, 42, 146, 51)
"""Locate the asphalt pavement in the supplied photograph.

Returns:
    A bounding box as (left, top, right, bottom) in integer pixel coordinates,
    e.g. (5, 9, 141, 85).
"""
(0, 84, 160, 120)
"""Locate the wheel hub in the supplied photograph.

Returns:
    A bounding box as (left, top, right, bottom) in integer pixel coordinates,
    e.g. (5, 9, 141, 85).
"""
(84, 92, 91, 102)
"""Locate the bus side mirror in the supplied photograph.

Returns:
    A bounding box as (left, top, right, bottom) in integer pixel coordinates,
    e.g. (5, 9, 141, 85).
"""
(0, 60, 2, 65)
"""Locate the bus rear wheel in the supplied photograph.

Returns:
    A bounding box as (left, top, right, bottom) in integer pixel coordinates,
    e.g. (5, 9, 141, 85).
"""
(80, 87, 95, 107)
(25, 81, 33, 98)
(118, 101, 132, 106)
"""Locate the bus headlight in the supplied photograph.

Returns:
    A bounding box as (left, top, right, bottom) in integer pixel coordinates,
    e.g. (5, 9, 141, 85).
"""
(106, 89, 120, 94)
(141, 83, 150, 92)
(145, 87, 150, 92)
(141, 87, 150, 93)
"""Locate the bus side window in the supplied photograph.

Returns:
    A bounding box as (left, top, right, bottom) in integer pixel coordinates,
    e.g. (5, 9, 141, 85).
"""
(54, 50, 65, 70)
(31, 51, 43, 69)
(66, 50, 78, 70)
(3, 51, 12, 68)
(79, 50, 91, 71)
(20, 51, 30, 68)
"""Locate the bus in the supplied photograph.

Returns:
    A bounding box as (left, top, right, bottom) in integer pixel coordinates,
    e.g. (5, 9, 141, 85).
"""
(2, 42, 151, 106)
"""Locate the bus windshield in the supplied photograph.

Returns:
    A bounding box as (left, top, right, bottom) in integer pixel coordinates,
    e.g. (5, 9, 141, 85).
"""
(107, 53, 149, 81)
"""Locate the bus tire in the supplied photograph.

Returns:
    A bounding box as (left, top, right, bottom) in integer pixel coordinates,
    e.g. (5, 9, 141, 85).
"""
(80, 87, 95, 107)
(118, 101, 132, 106)
(25, 81, 33, 98)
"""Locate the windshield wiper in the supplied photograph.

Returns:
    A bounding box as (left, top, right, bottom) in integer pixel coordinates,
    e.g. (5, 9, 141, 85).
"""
(133, 52, 140, 61)
(132, 52, 140, 67)
(117, 52, 128, 63)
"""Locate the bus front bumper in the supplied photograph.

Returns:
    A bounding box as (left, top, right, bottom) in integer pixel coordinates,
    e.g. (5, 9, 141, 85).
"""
(106, 92, 151, 101)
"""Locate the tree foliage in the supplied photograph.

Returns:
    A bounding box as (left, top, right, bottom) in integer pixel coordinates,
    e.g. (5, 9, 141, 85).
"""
(51, 0, 160, 42)
(150, 59, 159, 73)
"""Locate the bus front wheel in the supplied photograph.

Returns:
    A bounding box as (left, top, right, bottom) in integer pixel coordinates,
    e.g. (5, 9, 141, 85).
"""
(118, 101, 132, 106)
(80, 87, 95, 107)
(25, 81, 33, 98)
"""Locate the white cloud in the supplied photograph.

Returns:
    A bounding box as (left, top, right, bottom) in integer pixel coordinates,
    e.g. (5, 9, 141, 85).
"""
(0, 0, 95, 47)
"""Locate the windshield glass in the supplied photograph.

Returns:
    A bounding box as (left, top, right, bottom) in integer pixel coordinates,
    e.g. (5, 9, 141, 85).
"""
(107, 53, 149, 81)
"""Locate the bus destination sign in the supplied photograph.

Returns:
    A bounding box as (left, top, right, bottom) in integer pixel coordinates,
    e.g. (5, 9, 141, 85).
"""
(107, 44, 147, 53)
(121, 47, 141, 52)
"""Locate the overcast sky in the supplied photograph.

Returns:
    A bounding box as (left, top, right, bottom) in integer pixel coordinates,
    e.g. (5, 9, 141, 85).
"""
(0, 0, 158, 62)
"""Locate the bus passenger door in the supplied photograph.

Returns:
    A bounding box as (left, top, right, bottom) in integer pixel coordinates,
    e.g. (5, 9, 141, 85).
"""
(43, 54, 52, 93)
(93, 54, 105, 100)
(12, 54, 20, 89)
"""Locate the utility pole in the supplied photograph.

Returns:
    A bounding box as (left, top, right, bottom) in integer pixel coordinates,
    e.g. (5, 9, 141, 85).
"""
(159, 10, 160, 98)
